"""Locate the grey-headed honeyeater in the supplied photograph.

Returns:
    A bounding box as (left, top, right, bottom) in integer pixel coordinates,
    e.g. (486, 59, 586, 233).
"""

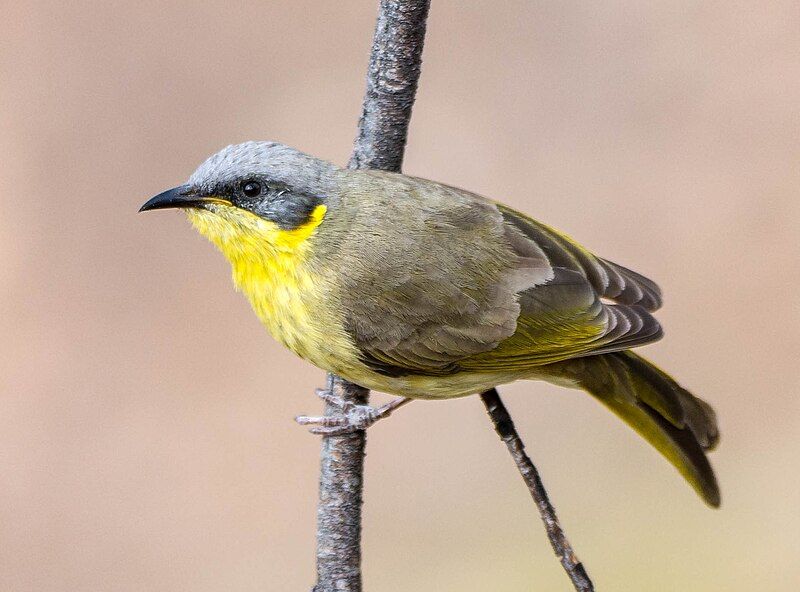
(141, 141, 720, 507)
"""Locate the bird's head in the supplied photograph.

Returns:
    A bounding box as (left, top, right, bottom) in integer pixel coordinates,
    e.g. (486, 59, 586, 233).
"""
(141, 141, 338, 254)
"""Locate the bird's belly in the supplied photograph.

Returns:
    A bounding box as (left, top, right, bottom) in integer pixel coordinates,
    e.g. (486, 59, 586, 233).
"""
(339, 366, 537, 400)
(247, 286, 535, 398)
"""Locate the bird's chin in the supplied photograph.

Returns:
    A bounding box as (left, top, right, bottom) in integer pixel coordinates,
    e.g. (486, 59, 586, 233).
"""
(184, 202, 272, 247)
(184, 206, 221, 237)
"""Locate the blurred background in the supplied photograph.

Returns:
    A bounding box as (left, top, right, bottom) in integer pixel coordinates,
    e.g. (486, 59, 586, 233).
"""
(1, 1, 798, 590)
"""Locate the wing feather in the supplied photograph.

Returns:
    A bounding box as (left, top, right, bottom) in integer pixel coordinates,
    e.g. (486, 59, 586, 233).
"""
(498, 205, 663, 311)
(335, 172, 665, 377)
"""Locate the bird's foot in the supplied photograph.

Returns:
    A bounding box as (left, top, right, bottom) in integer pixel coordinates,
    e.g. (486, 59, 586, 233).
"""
(295, 389, 411, 435)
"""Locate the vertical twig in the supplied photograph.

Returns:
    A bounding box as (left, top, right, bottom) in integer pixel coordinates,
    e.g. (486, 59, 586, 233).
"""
(348, 0, 431, 172)
(480, 389, 595, 592)
(314, 375, 369, 592)
(314, 2, 431, 591)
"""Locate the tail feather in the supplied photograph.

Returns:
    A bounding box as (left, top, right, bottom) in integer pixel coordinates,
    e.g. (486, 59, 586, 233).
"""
(545, 351, 720, 507)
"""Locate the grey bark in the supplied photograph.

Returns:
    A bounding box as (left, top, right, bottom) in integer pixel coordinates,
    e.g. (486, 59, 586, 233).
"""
(313, 375, 370, 592)
(348, 0, 431, 172)
(313, 2, 430, 591)
(480, 389, 594, 592)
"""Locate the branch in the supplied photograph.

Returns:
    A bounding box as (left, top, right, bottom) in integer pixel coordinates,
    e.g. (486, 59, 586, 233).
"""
(348, 0, 431, 171)
(480, 389, 595, 592)
(314, 2, 430, 591)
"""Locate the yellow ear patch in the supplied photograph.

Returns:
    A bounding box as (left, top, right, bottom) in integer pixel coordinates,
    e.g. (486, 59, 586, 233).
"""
(276, 204, 328, 250)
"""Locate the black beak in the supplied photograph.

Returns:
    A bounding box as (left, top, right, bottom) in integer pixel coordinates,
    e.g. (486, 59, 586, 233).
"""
(139, 185, 231, 212)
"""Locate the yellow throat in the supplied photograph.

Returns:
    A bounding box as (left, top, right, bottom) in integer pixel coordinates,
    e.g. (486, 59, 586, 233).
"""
(185, 203, 327, 357)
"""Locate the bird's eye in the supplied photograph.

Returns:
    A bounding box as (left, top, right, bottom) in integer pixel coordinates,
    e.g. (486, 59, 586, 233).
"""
(241, 181, 262, 198)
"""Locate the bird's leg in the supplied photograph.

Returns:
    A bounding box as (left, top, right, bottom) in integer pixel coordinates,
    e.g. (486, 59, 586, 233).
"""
(296, 389, 412, 435)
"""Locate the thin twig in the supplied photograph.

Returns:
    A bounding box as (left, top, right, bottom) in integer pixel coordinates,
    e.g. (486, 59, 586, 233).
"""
(314, 2, 431, 591)
(480, 388, 595, 592)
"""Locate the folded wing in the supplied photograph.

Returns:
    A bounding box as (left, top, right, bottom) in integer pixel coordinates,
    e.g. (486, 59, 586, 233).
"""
(340, 175, 665, 376)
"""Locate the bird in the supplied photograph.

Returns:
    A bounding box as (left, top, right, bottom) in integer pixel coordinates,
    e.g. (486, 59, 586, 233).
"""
(141, 141, 720, 507)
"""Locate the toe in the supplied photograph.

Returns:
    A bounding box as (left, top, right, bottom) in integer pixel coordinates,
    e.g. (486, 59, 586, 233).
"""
(295, 415, 346, 427)
(309, 424, 359, 436)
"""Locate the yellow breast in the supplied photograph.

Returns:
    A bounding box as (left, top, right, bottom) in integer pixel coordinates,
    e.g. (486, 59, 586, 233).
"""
(185, 203, 331, 359)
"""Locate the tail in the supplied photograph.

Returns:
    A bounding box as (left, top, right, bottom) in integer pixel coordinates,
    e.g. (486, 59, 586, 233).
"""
(544, 351, 720, 506)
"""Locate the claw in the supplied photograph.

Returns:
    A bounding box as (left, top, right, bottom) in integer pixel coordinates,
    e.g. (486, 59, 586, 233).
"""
(314, 388, 354, 411)
(295, 393, 413, 436)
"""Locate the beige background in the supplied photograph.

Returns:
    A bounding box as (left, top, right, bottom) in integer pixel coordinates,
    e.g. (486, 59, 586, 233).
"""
(2, 1, 798, 590)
